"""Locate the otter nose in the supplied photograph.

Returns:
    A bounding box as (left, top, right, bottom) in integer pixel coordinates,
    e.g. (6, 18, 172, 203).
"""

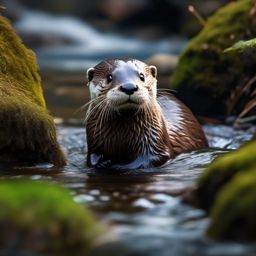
(120, 83, 138, 95)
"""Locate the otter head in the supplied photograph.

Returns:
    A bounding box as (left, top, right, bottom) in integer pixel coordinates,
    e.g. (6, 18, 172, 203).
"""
(87, 58, 157, 110)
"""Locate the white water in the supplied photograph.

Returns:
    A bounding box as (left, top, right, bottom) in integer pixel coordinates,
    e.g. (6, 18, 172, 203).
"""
(14, 10, 186, 70)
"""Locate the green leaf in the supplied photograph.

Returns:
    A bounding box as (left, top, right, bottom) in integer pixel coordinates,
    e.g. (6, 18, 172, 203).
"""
(224, 38, 256, 53)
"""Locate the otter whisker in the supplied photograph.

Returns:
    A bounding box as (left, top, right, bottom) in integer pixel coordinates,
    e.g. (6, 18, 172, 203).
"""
(97, 101, 109, 140)
(84, 98, 107, 124)
(91, 98, 109, 138)
(79, 97, 106, 124)
(80, 95, 105, 113)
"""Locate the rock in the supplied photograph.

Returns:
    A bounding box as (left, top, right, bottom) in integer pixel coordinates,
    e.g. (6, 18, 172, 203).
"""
(100, 0, 146, 22)
(146, 54, 178, 87)
(207, 168, 256, 240)
(147, 53, 178, 76)
(195, 138, 256, 211)
(0, 16, 66, 166)
(184, 136, 256, 241)
(0, 180, 100, 253)
(171, 0, 256, 118)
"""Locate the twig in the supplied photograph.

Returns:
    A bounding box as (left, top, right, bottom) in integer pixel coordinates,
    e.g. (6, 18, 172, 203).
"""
(235, 98, 256, 125)
(235, 115, 256, 124)
(188, 5, 206, 27)
(227, 75, 256, 115)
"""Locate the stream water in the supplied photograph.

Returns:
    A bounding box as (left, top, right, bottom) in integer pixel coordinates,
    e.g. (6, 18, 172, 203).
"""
(1, 124, 255, 255)
(3, 9, 256, 255)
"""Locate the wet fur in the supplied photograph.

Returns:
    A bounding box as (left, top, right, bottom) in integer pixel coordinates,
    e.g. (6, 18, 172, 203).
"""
(86, 58, 208, 169)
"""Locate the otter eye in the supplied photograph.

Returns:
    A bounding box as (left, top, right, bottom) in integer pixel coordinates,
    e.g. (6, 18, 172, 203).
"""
(107, 74, 113, 83)
(139, 73, 145, 82)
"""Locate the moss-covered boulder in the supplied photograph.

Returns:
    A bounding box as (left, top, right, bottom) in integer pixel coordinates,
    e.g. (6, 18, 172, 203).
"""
(0, 16, 66, 166)
(0, 180, 100, 253)
(207, 169, 256, 240)
(195, 138, 256, 211)
(171, 0, 256, 118)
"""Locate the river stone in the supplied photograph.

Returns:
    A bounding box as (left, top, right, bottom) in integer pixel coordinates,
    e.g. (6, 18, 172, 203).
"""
(147, 54, 178, 87)
(171, 0, 256, 118)
(0, 180, 100, 253)
(147, 54, 178, 76)
(195, 137, 256, 211)
(207, 168, 256, 240)
(0, 15, 66, 166)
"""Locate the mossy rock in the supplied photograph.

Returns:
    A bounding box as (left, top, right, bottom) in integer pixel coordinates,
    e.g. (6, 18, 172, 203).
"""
(195, 138, 256, 211)
(171, 0, 256, 117)
(207, 168, 256, 240)
(0, 180, 100, 253)
(0, 16, 66, 166)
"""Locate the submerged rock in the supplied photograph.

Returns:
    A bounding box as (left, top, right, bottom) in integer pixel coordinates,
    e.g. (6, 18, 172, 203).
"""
(171, 0, 256, 118)
(0, 180, 100, 253)
(0, 16, 66, 166)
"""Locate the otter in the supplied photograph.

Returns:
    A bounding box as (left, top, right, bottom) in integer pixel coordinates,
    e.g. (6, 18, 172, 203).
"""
(85, 58, 208, 169)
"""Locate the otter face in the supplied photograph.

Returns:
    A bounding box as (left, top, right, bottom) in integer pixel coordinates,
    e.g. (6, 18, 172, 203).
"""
(87, 58, 157, 110)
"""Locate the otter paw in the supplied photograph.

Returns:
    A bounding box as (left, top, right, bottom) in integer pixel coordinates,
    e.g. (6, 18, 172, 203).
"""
(88, 153, 112, 169)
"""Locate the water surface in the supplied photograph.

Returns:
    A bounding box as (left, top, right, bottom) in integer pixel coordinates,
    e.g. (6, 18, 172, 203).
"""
(1, 124, 255, 255)
(7, 9, 256, 254)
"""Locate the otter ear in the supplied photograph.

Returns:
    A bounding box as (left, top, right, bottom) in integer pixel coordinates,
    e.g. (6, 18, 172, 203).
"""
(150, 65, 157, 78)
(87, 68, 95, 83)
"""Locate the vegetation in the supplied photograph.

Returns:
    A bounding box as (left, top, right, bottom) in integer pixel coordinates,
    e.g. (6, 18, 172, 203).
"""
(224, 38, 256, 53)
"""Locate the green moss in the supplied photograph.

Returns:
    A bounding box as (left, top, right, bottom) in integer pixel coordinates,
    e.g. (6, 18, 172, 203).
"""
(0, 16, 66, 166)
(171, 0, 256, 117)
(196, 138, 256, 211)
(207, 168, 256, 240)
(0, 16, 45, 107)
(0, 180, 100, 253)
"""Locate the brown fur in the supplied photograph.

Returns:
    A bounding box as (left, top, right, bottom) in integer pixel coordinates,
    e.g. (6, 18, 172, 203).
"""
(158, 93, 208, 155)
(86, 58, 208, 169)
